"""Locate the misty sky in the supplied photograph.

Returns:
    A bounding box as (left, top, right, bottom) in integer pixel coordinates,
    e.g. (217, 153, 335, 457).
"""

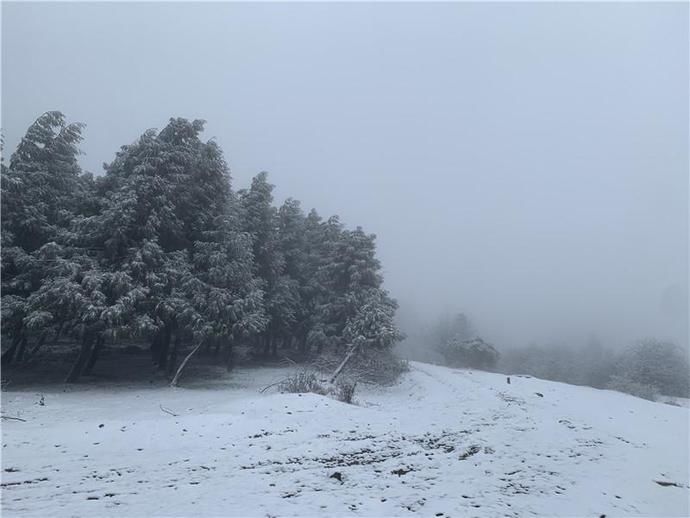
(2, 2, 688, 350)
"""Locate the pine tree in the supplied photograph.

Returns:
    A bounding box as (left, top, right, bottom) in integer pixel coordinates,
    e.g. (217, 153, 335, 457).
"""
(84, 118, 236, 375)
(1, 112, 87, 366)
(4, 111, 84, 251)
(238, 172, 285, 357)
(1, 112, 405, 384)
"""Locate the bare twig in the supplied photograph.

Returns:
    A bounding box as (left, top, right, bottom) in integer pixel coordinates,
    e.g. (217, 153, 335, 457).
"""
(259, 379, 288, 394)
(159, 404, 178, 417)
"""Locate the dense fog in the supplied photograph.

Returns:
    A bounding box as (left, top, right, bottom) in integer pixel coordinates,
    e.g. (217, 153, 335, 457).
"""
(2, 4, 689, 518)
(3, 2, 687, 352)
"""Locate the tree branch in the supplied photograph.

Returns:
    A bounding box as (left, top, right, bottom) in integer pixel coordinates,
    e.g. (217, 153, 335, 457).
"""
(159, 404, 178, 417)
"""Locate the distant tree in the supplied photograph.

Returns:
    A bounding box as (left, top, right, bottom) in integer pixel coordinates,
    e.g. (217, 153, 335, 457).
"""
(499, 336, 687, 398)
(581, 334, 615, 388)
(431, 313, 474, 353)
(609, 339, 690, 398)
(606, 375, 660, 401)
(439, 336, 499, 371)
(498, 340, 614, 388)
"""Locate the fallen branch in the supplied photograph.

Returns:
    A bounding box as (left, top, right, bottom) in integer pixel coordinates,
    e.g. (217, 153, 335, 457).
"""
(1, 414, 27, 422)
(654, 480, 683, 488)
(159, 404, 178, 417)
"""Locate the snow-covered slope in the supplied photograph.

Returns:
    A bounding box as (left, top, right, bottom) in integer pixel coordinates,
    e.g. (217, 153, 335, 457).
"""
(2, 362, 688, 517)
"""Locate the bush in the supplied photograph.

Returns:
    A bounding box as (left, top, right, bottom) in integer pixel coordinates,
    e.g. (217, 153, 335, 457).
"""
(313, 348, 409, 386)
(606, 374, 660, 401)
(278, 370, 327, 395)
(276, 369, 358, 404)
(333, 379, 357, 404)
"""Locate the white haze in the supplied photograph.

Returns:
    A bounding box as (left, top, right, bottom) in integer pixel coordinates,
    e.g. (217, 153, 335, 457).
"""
(2, 2, 687, 350)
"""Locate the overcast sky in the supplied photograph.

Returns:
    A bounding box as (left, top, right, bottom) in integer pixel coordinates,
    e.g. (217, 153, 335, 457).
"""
(2, 2, 688, 349)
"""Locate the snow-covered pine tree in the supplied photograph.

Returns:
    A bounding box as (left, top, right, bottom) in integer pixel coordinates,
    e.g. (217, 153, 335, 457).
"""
(1, 112, 89, 366)
(238, 172, 286, 357)
(1, 112, 405, 384)
(87, 118, 236, 375)
(4, 111, 84, 251)
(183, 216, 267, 372)
(276, 198, 309, 354)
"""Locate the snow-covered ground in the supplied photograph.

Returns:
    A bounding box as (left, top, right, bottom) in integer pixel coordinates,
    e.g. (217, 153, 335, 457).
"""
(2, 362, 689, 517)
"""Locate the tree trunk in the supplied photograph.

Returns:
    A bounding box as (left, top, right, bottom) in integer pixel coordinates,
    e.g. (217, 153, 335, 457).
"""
(270, 335, 278, 358)
(82, 334, 104, 376)
(329, 343, 360, 384)
(150, 331, 162, 363)
(15, 335, 28, 363)
(53, 321, 65, 343)
(157, 325, 172, 371)
(167, 331, 181, 378)
(1, 333, 22, 366)
(225, 339, 234, 372)
(203, 336, 213, 356)
(170, 342, 203, 387)
(262, 334, 270, 358)
(213, 336, 221, 358)
(25, 331, 49, 361)
(299, 331, 309, 356)
(65, 332, 95, 383)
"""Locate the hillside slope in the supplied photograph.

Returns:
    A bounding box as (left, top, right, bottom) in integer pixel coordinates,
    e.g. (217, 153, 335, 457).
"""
(2, 362, 688, 517)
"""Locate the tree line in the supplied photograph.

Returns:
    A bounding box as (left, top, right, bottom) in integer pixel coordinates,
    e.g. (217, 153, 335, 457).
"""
(499, 337, 690, 401)
(1, 112, 403, 383)
(400, 312, 689, 401)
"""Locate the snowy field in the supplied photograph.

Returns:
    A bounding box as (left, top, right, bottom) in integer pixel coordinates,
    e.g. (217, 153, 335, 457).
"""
(2, 362, 689, 517)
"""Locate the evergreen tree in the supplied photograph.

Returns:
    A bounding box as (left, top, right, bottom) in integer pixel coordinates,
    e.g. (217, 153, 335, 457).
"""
(238, 172, 285, 356)
(82, 118, 238, 375)
(611, 339, 690, 398)
(1, 112, 405, 384)
(1, 112, 87, 366)
(3, 111, 84, 251)
(185, 217, 267, 370)
(439, 336, 499, 371)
